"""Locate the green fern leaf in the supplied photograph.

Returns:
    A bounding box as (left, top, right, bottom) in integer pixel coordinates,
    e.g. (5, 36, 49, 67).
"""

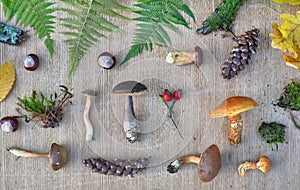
(60, 0, 132, 79)
(1, 0, 57, 56)
(122, 0, 195, 64)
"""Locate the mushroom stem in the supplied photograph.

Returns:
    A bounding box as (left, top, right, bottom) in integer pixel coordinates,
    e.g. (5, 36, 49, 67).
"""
(123, 96, 138, 143)
(238, 156, 271, 176)
(228, 114, 243, 146)
(167, 155, 200, 173)
(83, 96, 93, 141)
(166, 51, 195, 65)
(7, 147, 49, 158)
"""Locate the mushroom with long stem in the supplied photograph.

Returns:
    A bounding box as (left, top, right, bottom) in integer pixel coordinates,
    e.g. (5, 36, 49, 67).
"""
(7, 143, 67, 171)
(167, 144, 221, 182)
(81, 90, 97, 142)
(165, 46, 203, 67)
(113, 81, 147, 143)
(238, 156, 271, 176)
(209, 96, 259, 146)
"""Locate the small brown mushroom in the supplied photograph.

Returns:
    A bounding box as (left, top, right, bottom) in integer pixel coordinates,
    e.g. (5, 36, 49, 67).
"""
(81, 90, 97, 142)
(209, 96, 259, 146)
(238, 156, 271, 176)
(165, 46, 203, 67)
(7, 143, 67, 171)
(167, 144, 221, 182)
(98, 52, 116, 69)
(112, 81, 147, 143)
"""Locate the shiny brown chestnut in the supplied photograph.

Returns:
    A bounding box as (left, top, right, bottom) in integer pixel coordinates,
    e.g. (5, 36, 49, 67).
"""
(0, 116, 19, 132)
(24, 54, 39, 71)
(98, 52, 116, 69)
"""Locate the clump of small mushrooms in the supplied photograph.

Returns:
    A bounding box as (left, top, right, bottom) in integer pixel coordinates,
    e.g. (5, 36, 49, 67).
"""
(209, 96, 259, 146)
(112, 81, 147, 143)
(167, 144, 221, 182)
(7, 143, 67, 171)
(165, 46, 203, 67)
(238, 156, 271, 176)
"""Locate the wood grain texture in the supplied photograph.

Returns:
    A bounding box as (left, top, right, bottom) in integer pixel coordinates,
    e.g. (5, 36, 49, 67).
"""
(1, 0, 300, 189)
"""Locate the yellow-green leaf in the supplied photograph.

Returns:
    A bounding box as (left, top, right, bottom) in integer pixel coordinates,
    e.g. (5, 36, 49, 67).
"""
(273, 0, 300, 5)
(0, 61, 16, 102)
(280, 11, 300, 49)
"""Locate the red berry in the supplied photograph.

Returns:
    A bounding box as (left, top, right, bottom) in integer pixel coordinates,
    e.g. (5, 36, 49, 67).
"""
(24, 54, 39, 71)
(162, 89, 173, 102)
(0, 116, 18, 133)
(174, 89, 182, 100)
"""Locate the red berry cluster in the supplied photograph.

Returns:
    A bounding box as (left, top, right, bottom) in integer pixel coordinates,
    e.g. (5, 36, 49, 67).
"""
(162, 89, 182, 102)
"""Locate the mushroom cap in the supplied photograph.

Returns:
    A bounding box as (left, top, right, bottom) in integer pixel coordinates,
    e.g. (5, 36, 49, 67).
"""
(112, 81, 147, 96)
(198, 144, 221, 182)
(49, 143, 67, 171)
(209, 96, 259, 118)
(81, 89, 97, 97)
(257, 156, 271, 173)
(194, 46, 203, 67)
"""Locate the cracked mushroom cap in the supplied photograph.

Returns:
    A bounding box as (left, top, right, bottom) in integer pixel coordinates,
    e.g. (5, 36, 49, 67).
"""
(49, 143, 67, 171)
(209, 96, 259, 118)
(112, 81, 147, 96)
(198, 144, 221, 182)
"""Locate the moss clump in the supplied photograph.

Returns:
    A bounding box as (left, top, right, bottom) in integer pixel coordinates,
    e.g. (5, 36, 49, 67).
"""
(258, 122, 286, 151)
(277, 80, 300, 111)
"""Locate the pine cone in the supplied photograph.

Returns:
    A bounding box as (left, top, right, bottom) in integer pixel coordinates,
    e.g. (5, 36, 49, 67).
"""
(221, 27, 260, 79)
(82, 157, 148, 177)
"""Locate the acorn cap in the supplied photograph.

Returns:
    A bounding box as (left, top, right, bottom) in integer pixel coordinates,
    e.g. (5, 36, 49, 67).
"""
(194, 46, 203, 67)
(81, 90, 97, 97)
(198, 144, 221, 182)
(209, 96, 259, 118)
(49, 143, 67, 171)
(112, 81, 147, 96)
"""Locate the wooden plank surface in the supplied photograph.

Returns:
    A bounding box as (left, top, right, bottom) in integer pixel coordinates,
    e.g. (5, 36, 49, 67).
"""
(1, 0, 300, 189)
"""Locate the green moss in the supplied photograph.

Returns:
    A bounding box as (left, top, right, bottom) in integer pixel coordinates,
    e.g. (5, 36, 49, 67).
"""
(258, 122, 286, 151)
(277, 80, 300, 111)
(196, 0, 246, 35)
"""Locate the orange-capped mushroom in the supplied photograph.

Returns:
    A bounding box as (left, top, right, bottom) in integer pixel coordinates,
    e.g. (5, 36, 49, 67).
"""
(209, 96, 259, 146)
(238, 156, 271, 176)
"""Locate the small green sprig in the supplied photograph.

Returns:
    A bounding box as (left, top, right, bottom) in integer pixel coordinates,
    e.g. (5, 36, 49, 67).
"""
(16, 85, 73, 128)
(258, 122, 286, 151)
(196, 0, 246, 35)
(277, 79, 300, 111)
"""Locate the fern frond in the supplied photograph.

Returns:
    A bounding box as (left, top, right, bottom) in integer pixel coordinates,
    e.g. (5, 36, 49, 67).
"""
(59, 0, 132, 79)
(121, 0, 195, 64)
(1, 0, 57, 56)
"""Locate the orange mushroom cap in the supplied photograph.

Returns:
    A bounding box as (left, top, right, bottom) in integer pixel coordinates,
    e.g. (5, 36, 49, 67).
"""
(209, 96, 259, 118)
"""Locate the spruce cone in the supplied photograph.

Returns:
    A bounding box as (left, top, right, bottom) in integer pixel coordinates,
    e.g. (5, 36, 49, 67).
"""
(221, 27, 260, 79)
(82, 157, 148, 177)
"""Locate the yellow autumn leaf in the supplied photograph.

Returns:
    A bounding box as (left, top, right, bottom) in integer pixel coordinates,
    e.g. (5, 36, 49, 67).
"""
(0, 61, 16, 102)
(280, 11, 300, 49)
(284, 53, 300, 69)
(273, 0, 300, 4)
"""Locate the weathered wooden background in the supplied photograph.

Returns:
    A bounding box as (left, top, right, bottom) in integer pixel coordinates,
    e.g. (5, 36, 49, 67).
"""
(1, 0, 300, 189)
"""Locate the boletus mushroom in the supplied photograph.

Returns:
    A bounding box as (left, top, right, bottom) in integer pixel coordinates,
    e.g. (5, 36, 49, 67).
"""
(7, 143, 67, 171)
(112, 81, 147, 143)
(209, 96, 259, 146)
(238, 156, 271, 176)
(167, 144, 221, 182)
(81, 90, 97, 142)
(165, 46, 203, 67)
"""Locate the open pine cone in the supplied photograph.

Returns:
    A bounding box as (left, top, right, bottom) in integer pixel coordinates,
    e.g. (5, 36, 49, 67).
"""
(221, 27, 260, 79)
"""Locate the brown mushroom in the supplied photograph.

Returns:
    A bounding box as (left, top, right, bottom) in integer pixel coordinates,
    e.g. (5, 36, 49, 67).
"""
(112, 81, 147, 143)
(209, 96, 259, 146)
(238, 156, 271, 176)
(167, 144, 221, 182)
(165, 46, 203, 67)
(7, 143, 67, 171)
(81, 90, 97, 142)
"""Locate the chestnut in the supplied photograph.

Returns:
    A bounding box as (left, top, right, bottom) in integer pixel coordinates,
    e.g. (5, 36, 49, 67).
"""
(24, 54, 39, 71)
(0, 116, 18, 132)
(98, 52, 115, 69)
